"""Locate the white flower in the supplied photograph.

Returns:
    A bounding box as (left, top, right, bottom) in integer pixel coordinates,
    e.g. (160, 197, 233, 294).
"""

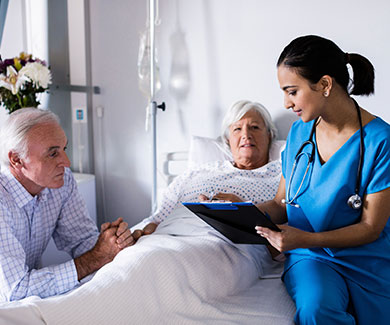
(19, 62, 52, 89)
(0, 66, 29, 95)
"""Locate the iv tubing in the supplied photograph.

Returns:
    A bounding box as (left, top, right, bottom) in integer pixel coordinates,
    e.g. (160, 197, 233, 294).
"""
(149, 0, 157, 214)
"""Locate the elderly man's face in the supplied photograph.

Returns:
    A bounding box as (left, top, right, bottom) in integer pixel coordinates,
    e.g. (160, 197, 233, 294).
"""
(228, 110, 271, 170)
(18, 122, 71, 195)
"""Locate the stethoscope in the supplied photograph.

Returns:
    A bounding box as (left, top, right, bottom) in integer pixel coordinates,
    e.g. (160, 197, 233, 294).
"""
(282, 98, 364, 210)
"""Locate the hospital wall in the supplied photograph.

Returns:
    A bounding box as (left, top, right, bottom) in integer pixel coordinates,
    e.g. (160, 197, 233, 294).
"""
(1, 0, 390, 227)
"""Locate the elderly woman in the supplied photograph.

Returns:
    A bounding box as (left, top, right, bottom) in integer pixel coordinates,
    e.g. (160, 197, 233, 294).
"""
(138, 99, 280, 232)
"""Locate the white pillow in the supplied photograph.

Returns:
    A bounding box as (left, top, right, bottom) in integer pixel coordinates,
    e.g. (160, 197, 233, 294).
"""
(188, 136, 231, 169)
(269, 140, 286, 161)
(188, 135, 285, 168)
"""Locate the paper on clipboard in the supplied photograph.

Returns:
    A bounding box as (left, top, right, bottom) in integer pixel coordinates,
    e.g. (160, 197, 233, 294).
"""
(181, 201, 280, 245)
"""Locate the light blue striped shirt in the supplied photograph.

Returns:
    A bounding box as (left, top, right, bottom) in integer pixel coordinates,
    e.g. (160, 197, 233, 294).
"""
(0, 167, 99, 302)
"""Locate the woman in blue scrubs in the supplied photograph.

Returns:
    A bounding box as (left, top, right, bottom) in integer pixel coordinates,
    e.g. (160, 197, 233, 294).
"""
(256, 35, 390, 324)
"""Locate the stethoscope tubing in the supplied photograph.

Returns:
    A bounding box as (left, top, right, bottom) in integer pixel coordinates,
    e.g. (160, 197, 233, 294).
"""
(284, 98, 364, 209)
(284, 152, 312, 207)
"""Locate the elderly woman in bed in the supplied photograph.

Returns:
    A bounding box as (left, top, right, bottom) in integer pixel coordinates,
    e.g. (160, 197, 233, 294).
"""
(135, 99, 281, 238)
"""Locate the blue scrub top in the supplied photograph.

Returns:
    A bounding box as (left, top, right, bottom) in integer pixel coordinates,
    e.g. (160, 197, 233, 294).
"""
(282, 117, 390, 296)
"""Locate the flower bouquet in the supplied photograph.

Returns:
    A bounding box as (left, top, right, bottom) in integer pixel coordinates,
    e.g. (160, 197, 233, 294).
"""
(0, 52, 52, 113)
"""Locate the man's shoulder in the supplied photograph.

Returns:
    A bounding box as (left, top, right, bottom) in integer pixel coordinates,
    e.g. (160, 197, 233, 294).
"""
(0, 170, 19, 207)
(0, 183, 19, 224)
(0, 184, 12, 207)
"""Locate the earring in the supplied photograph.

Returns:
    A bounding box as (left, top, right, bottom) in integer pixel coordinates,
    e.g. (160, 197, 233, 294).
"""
(324, 91, 329, 97)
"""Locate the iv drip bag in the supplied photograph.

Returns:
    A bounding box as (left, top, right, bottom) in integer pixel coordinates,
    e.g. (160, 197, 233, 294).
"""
(137, 29, 161, 99)
(169, 29, 190, 100)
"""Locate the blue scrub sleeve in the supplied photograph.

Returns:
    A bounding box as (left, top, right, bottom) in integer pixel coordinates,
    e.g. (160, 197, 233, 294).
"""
(366, 138, 390, 194)
(281, 148, 287, 179)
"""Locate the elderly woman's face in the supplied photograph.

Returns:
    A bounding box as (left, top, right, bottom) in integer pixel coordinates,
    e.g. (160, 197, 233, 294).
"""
(228, 110, 271, 170)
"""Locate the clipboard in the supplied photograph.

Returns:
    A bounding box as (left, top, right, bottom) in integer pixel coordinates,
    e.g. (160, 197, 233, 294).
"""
(182, 201, 280, 245)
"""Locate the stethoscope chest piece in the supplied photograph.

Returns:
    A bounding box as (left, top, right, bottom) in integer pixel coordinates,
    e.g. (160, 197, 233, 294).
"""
(347, 194, 362, 210)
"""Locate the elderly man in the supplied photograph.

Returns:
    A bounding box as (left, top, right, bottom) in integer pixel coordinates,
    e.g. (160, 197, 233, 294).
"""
(0, 108, 133, 302)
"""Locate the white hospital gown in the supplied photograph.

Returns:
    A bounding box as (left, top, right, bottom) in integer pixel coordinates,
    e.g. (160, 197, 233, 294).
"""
(148, 159, 282, 224)
(141, 159, 283, 278)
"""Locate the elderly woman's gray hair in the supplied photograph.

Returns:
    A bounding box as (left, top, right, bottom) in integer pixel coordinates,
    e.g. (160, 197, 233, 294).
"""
(221, 100, 277, 149)
(0, 108, 60, 167)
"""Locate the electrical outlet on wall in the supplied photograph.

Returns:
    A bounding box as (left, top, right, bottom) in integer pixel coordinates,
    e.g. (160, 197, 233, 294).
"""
(72, 107, 88, 124)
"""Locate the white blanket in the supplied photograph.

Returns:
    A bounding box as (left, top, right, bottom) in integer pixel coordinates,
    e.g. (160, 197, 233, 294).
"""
(0, 207, 295, 324)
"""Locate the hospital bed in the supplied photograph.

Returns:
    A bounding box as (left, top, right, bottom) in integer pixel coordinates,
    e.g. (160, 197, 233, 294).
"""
(0, 136, 295, 325)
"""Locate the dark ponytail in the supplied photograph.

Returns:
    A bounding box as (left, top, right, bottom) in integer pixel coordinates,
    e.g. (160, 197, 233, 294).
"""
(347, 53, 375, 95)
(277, 35, 375, 96)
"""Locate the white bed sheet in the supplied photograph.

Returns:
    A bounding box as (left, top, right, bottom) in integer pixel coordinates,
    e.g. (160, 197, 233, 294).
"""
(0, 207, 295, 324)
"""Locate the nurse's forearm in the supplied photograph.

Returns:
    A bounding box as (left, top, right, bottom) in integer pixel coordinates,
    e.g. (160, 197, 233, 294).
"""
(305, 221, 381, 248)
(257, 174, 288, 224)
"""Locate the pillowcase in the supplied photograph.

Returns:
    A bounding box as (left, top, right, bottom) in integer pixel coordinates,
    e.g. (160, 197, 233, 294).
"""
(188, 136, 231, 169)
(269, 139, 286, 161)
(188, 135, 285, 169)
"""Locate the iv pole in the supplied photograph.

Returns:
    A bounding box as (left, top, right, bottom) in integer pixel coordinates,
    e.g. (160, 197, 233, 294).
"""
(149, 0, 165, 215)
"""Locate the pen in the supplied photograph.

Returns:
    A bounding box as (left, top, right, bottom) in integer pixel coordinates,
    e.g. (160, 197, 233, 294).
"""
(209, 189, 215, 201)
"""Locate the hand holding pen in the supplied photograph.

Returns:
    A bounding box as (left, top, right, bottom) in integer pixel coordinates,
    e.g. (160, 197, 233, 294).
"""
(198, 192, 243, 203)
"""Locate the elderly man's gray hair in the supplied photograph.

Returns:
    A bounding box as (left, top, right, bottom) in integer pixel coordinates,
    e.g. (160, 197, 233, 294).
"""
(221, 100, 278, 150)
(0, 108, 60, 167)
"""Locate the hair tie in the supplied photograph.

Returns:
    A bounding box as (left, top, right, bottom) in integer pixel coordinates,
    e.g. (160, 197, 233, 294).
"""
(345, 52, 350, 64)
